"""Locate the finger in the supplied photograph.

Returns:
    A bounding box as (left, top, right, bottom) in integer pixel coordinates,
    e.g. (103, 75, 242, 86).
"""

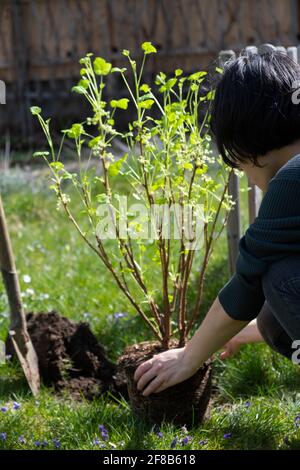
(137, 363, 162, 391)
(220, 348, 232, 360)
(133, 360, 154, 382)
(142, 375, 165, 397)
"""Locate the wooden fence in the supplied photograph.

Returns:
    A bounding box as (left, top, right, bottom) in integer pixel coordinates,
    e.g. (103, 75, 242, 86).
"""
(219, 43, 299, 275)
(0, 0, 299, 144)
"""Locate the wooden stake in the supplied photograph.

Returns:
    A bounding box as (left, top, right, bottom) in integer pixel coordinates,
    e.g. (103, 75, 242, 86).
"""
(0, 195, 40, 396)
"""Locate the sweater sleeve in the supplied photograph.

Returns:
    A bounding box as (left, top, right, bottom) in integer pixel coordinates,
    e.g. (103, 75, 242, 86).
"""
(218, 177, 300, 321)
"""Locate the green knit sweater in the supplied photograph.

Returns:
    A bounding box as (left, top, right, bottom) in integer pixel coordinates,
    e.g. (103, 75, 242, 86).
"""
(218, 153, 300, 321)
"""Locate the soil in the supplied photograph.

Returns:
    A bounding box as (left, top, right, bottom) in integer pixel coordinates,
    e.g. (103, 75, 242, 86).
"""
(118, 339, 212, 428)
(6, 311, 128, 401)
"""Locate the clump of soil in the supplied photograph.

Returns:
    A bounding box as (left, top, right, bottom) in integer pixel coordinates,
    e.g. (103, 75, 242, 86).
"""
(6, 311, 128, 401)
(118, 339, 212, 428)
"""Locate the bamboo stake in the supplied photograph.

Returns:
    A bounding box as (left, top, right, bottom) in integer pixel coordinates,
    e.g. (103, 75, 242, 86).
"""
(0, 195, 40, 396)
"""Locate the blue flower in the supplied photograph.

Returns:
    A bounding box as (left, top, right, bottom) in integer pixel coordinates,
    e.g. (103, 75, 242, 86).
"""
(13, 402, 21, 410)
(181, 436, 192, 446)
(18, 436, 26, 444)
(99, 424, 109, 441)
(34, 440, 41, 447)
(198, 439, 208, 445)
(113, 312, 128, 320)
(0, 433, 7, 441)
(170, 438, 177, 449)
(294, 415, 300, 427)
(93, 438, 100, 446)
(0, 407, 7, 413)
(53, 438, 61, 448)
(41, 440, 48, 448)
(223, 433, 232, 439)
(244, 401, 251, 408)
(156, 431, 163, 438)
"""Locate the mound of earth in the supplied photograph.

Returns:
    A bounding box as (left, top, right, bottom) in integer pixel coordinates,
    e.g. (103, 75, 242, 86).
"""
(6, 311, 128, 401)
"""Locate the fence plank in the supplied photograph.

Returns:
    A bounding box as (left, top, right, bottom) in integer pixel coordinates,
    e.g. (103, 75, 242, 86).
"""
(248, 180, 262, 224)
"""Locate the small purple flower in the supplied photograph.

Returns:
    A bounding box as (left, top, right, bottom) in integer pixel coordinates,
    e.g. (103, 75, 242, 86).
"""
(0, 433, 7, 441)
(113, 312, 128, 320)
(13, 402, 21, 410)
(93, 438, 100, 446)
(53, 438, 61, 448)
(0, 407, 7, 413)
(170, 438, 177, 449)
(198, 439, 208, 446)
(181, 436, 192, 446)
(294, 415, 300, 428)
(223, 433, 232, 439)
(18, 436, 26, 444)
(245, 401, 251, 408)
(99, 424, 109, 441)
(156, 431, 163, 438)
(34, 440, 41, 448)
(41, 440, 48, 448)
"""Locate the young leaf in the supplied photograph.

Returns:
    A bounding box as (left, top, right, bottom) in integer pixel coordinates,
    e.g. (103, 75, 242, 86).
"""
(33, 151, 49, 158)
(72, 85, 87, 95)
(88, 136, 101, 149)
(138, 99, 154, 109)
(108, 153, 128, 177)
(30, 106, 42, 115)
(66, 123, 84, 139)
(93, 57, 112, 75)
(141, 41, 157, 54)
(110, 98, 129, 110)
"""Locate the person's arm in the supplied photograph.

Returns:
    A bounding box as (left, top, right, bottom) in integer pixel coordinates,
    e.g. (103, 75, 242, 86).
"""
(134, 295, 249, 396)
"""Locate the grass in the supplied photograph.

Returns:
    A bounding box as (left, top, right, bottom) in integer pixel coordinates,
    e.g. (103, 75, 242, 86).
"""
(0, 169, 300, 450)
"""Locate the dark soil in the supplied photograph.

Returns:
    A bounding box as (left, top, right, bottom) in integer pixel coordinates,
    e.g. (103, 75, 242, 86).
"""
(6, 311, 128, 401)
(118, 339, 212, 428)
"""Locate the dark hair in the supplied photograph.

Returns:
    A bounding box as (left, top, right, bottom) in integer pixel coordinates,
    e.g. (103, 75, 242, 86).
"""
(209, 51, 300, 168)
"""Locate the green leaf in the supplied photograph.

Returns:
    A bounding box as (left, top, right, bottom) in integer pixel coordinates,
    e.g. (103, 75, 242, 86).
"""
(141, 41, 157, 54)
(93, 57, 112, 75)
(140, 84, 150, 93)
(33, 151, 49, 158)
(159, 78, 177, 92)
(88, 136, 101, 148)
(71, 85, 87, 95)
(215, 66, 224, 74)
(188, 71, 207, 81)
(110, 98, 129, 110)
(50, 162, 64, 171)
(96, 193, 108, 203)
(175, 69, 183, 77)
(183, 162, 193, 171)
(111, 67, 127, 73)
(30, 106, 42, 115)
(108, 153, 128, 177)
(65, 123, 84, 139)
(78, 79, 89, 89)
(138, 99, 154, 109)
(206, 90, 215, 100)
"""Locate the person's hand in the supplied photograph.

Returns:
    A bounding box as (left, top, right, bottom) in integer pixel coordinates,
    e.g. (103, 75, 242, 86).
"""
(133, 347, 201, 396)
(219, 320, 263, 360)
(219, 336, 242, 359)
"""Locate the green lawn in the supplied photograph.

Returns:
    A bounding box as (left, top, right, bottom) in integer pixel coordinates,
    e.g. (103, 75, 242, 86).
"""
(0, 169, 300, 450)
